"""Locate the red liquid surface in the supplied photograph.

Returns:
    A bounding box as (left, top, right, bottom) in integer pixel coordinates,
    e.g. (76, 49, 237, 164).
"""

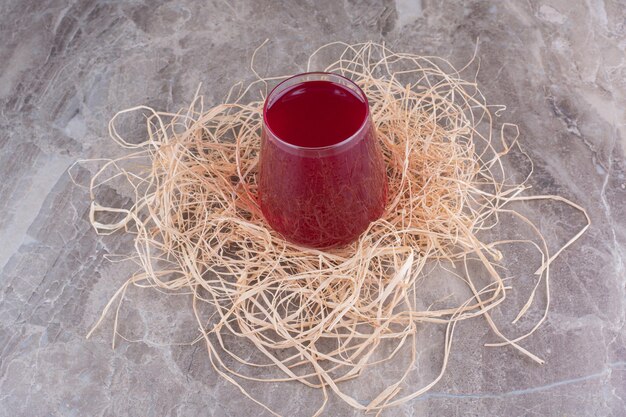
(265, 80, 367, 148)
(259, 78, 387, 248)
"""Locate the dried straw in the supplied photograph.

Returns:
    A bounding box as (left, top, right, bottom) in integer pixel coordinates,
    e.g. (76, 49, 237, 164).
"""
(79, 42, 589, 415)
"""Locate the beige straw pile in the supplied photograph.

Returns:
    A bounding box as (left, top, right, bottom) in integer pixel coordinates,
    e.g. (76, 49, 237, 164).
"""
(80, 42, 589, 415)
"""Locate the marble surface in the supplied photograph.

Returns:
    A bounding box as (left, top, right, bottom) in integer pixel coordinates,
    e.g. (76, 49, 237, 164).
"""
(1, 0, 625, 415)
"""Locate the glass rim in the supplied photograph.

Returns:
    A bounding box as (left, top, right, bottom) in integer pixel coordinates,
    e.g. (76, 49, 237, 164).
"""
(262, 71, 371, 153)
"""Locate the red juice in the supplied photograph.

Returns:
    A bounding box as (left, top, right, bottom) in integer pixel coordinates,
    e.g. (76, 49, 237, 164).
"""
(264, 80, 367, 148)
(258, 73, 387, 248)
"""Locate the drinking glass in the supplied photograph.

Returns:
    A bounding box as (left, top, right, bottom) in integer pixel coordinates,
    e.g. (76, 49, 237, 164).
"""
(258, 72, 387, 248)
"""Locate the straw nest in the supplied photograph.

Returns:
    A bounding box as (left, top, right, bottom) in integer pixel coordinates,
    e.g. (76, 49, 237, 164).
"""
(80, 42, 588, 415)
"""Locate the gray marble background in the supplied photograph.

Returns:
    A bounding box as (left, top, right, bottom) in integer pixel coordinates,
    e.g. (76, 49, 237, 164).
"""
(1, 0, 625, 416)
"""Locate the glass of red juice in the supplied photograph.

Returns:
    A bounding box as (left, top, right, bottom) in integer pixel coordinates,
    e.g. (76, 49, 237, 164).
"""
(258, 72, 387, 248)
